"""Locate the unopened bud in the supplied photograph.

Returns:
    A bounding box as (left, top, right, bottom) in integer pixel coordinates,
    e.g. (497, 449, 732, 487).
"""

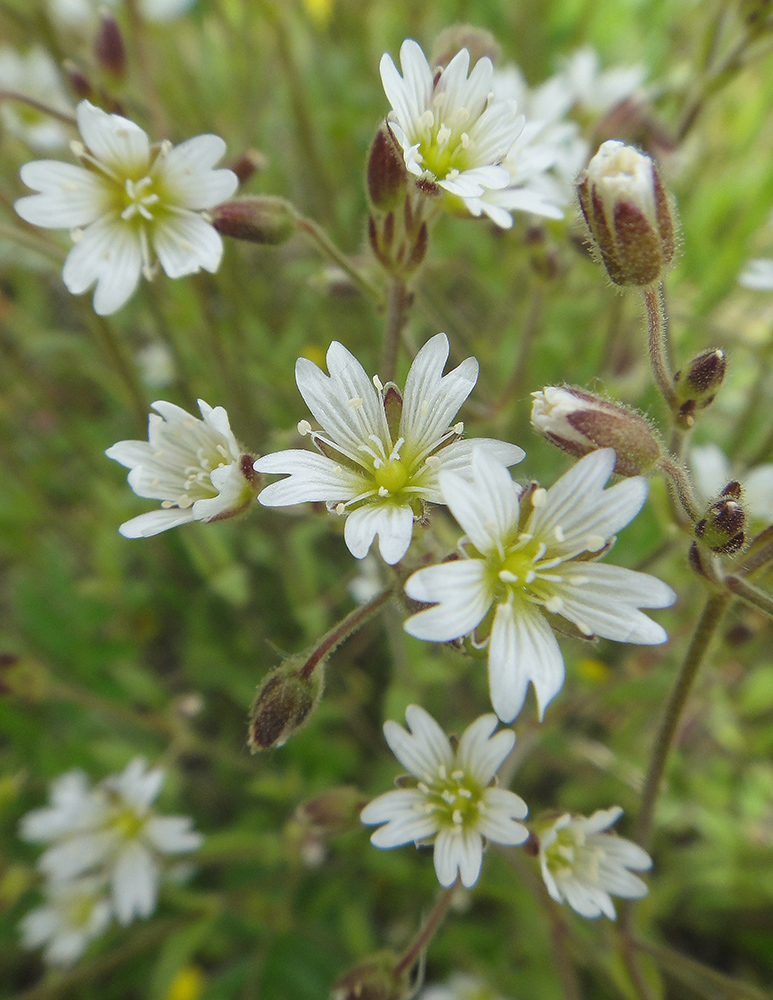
(531, 386, 661, 476)
(695, 482, 746, 554)
(296, 786, 368, 836)
(577, 140, 675, 286)
(673, 349, 726, 427)
(330, 951, 404, 1000)
(366, 125, 407, 212)
(227, 149, 267, 185)
(94, 10, 126, 79)
(63, 60, 93, 99)
(431, 24, 500, 69)
(248, 657, 323, 751)
(211, 197, 296, 245)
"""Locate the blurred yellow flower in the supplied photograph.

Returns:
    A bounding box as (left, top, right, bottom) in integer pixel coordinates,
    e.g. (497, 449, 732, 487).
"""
(302, 0, 334, 28)
(163, 967, 205, 1000)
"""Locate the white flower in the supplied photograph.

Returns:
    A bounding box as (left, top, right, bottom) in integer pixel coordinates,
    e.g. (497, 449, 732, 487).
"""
(15, 99, 238, 315)
(538, 806, 652, 919)
(739, 258, 773, 290)
(691, 443, 773, 524)
(20, 758, 203, 926)
(404, 449, 675, 722)
(379, 39, 524, 220)
(560, 47, 646, 116)
(0, 46, 73, 151)
(49, 0, 195, 27)
(19, 876, 112, 966)
(361, 706, 528, 888)
(465, 65, 589, 227)
(106, 398, 257, 538)
(420, 974, 512, 1000)
(254, 333, 524, 564)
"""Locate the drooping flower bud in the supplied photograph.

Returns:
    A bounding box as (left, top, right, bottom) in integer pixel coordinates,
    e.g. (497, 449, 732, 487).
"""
(673, 349, 726, 428)
(531, 386, 661, 476)
(695, 482, 746, 554)
(211, 196, 297, 245)
(330, 951, 404, 1000)
(248, 656, 324, 751)
(577, 140, 675, 286)
(366, 124, 408, 212)
(94, 11, 127, 79)
(227, 149, 267, 185)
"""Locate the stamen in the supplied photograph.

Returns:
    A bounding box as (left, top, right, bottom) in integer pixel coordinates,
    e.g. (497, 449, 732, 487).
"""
(347, 397, 363, 410)
(334, 502, 345, 515)
(372, 375, 383, 391)
(452, 808, 463, 825)
(499, 569, 518, 583)
(586, 534, 606, 551)
(545, 596, 563, 613)
(532, 488, 547, 508)
(297, 419, 312, 435)
(553, 525, 565, 542)
(453, 421, 464, 435)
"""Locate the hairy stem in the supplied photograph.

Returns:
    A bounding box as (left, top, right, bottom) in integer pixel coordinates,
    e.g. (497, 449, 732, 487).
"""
(635, 590, 731, 847)
(381, 277, 411, 383)
(299, 586, 395, 681)
(0, 90, 76, 125)
(725, 575, 773, 618)
(657, 453, 703, 524)
(392, 882, 457, 981)
(296, 214, 383, 303)
(643, 283, 678, 411)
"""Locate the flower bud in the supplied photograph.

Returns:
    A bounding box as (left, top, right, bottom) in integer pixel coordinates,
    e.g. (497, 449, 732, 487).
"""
(430, 24, 500, 69)
(211, 196, 297, 245)
(695, 482, 746, 554)
(227, 149, 267, 185)
(296, 786, 369, 836)
(94, 11, 127, 79)
(673, 349, 726, 428)
(63, 60, 93, 100)
(248, 657, 324, 751)
(330, 952, 405, 1000)
(366, 124, 408, 212)
(577, 140, 675, 286)
(531, 386, 661, 476)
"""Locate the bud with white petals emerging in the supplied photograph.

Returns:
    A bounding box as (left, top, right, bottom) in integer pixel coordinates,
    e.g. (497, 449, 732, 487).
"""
(531, 386, 661, 476)
(577, 140, 675, 286)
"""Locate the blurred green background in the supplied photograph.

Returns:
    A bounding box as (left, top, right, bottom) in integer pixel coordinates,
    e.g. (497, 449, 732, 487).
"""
(1, 0, 772, 997)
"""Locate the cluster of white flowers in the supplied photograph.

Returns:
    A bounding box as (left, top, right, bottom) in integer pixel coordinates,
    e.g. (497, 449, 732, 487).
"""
(15, 100, 238, 315)
(19, 759, 203, 965)
(361, 706, 653, 917)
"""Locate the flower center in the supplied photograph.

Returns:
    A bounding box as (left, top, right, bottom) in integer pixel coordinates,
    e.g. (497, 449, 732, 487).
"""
(416, 99, 474, 180)
(420, 764, 482, 829)
(373, 457, 410, 495)
(112, 808, 146, 840)
(121, 175, 161, 221)
(545, 826, 600, 882)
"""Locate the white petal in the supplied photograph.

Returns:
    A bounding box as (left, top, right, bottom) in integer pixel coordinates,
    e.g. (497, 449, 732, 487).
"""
(556, 563, 675, 643)
(76, 100, 150, 175)
(118, 508, 196, 537)
(436, 437, 525, 477)
(384, 705, 453, 779)
(739, 258, 773, 291)
(16, 161, 111, 228)
(488, 603, 564, 722)
(344, 502, 414, 564)
(153, 213, 224, 277)
(360, 788, 426, 825)
(157, 135, 238, 208)
(112, 842, 157, 925)
(404, 558, 491, 641)
(62, 216, 143, 315)
(143, 816, 203, 854)
(256, 449, 365, 505)
(441, 449, 521, 554)
(455, 714, 512, 785)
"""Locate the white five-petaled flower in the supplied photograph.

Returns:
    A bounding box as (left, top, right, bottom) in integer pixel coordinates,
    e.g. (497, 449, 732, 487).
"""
(360, 705, 528, 888)
(20, 758, 203, 927)
(106, 398, 257, 538)
(379, 39, 524, 221)
(19, 876, 112, 966)
(538, 806, 652, 919)
(253, 333, 523, 564)
(0, 46, 73, 151)
(15, 99, 238, 315)
(404, 448, 676, 722)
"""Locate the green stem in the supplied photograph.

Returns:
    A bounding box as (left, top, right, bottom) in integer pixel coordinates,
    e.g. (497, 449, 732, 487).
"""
(633, 937, 771, 1000)
(635, 590, 730, 848)
(657, 453, 703, 524)
(295, 214, 383, 303)
(380, 278, 410, 383)
(0, 90, 76, 125)
(738, 524, 773, 576)
(299, 586, 395, 681)
(124, 0, 167, 137)
(725, 575, 773, 618)
(87, 313, 148, 430)
(0, 220, 64, 264)
(643, 283, 677, 412)
(392, 883, 457, 981)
